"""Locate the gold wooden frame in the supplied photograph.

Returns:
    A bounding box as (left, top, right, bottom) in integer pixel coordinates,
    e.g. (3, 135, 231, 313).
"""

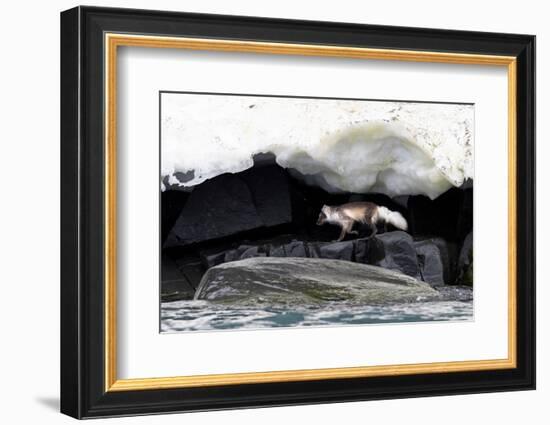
(104, 33, 517, 392)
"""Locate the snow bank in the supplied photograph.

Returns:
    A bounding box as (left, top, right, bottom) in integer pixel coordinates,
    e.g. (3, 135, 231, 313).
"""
(161, 93, 473, 199)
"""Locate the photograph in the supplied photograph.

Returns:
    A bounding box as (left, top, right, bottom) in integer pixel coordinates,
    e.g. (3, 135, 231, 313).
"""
(160, 92, 475, 332)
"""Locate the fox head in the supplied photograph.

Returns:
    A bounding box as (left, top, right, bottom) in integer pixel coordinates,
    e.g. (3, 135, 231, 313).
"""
(316, 205, 331, 225)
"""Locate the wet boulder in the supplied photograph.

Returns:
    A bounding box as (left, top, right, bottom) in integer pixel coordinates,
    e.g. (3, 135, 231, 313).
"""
(195, 257, 439, 305)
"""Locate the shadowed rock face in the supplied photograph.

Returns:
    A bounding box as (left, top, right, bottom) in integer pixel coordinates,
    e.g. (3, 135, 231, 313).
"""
(456, 231, 473, 285)
(194, 257, 439, 305)
(164, 165, 292, 248)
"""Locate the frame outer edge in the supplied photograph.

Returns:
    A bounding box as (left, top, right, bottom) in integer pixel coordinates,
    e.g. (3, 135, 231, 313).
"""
(64, 6, 536, 417)
(530, 36, 536, 389)
(60, 6, 84, 419)
(521, 36, 536, 389)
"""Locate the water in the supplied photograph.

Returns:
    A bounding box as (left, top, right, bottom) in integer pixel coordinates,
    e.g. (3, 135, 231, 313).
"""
(160, 300, 473, 333)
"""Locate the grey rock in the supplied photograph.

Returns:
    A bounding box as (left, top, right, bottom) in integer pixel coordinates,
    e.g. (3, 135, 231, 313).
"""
(414, 239, 445, 286)
(270, 240, 308, 258)
(239, 245, 267, 260)
(373, 231, 421, 279)
(197, 232, 423, 284)
(318, 240, 354, 261)
(414, 237, 457, 285)
(199, 247, 229, 268)
(195, 257, 438, 305)
(285, 241, 308, 257)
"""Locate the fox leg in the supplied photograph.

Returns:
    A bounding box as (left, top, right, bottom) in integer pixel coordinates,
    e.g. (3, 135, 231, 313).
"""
(369, 222, 378, 238)
(336, 221, 353, 242)
(336, 225, 347, 242)
(348, 229, 359, 235)
(348, 221, 358, 236)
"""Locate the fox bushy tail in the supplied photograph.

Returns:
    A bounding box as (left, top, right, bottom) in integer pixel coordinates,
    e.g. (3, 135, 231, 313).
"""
(378, 206, 408, 231)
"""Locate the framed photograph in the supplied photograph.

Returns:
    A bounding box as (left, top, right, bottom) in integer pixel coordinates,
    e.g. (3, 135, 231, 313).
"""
(60, 6, 535, 419)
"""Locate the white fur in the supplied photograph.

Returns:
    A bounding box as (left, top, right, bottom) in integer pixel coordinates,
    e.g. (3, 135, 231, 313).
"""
(377, 206, 408, 231)
(322, 206, 341, 225)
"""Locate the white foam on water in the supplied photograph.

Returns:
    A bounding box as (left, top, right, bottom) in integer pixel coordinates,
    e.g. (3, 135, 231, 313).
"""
(160, 300, 474, 333)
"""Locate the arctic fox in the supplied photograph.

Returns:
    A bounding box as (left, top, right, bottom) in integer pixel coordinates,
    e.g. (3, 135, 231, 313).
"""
(316, 202, 408, 242)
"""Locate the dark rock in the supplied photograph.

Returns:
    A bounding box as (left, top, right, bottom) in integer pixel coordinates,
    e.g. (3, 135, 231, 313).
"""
(456, 187, 473, 242)
(251, 152, 277, 167)
(429, 237, 457, 284)
(194, 232, 421, 282)
(270, 240, 308, 257)
(414, 239, 445, 286)
(286, 241, 308, 257)
(347, 192, 400, 210)
(219, 244, 268, 262)
(354, 237, 385, 264)
(199, 247, 230, 268)
(239, 245, 267, 260)
(161, 190, 189, 243)
(392, 195, 410, 208)
(414, 237, 458, 286)
(173, 256, 205, 291)
(164, 166, 294, 248)
(456, 232, 473, 285)
(174, 170, 196, 184)
(195, 257, 438, 305)
(161, 257, 195, 301)
(164, 173, 263, 247)
(223, 247, 245, 263)
(162, 170, 196, 191)
(408, 187, 472, 242)
(241, 164, 292, 227)
(317, 240, 354, 261)
(373, 231, 421, 279)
